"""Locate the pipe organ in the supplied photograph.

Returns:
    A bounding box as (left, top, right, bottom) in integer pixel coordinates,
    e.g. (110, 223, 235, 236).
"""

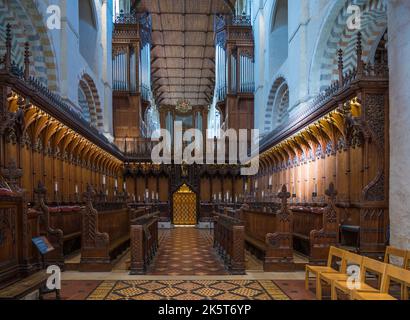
(112, 10, 156, 149)
(212, 14, 255, 138)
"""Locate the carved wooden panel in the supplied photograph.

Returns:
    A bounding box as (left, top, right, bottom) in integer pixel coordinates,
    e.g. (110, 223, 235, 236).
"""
(0, 207, 17, 270)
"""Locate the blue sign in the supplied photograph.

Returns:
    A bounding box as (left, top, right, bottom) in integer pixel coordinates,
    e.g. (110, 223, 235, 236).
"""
(32, 236, 54, 255)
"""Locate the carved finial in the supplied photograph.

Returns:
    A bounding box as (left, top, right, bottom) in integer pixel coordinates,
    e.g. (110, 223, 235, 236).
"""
(338, 49, 344, 85)
(34, 181, 47, 204)
(83, 184, 95, 202)
(356, 32, 363, 75)
(325, 182, 337, 200)
(34, 181, 47, 195)
(24, 42, 30, 81)
(277, 184, 291, 206)
(5, 24, 12, 70)
(124, 135, 128, 153)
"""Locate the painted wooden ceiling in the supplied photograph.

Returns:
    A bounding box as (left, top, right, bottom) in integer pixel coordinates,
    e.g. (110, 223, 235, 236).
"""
(135, 0, 234, 107)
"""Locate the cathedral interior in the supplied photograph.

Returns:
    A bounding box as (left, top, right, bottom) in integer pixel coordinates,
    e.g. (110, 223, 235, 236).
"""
(0, 0, 409, 305)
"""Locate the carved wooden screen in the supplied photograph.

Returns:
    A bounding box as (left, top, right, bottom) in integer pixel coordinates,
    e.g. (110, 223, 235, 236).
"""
(172, 184, 197, 225)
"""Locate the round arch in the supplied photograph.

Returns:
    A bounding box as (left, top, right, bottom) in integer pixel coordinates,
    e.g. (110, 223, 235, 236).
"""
(0, 0, 59, 91)
(309, 0, 387, 93)
(78, 74, 103, 129)
(264, 77, 289, 133)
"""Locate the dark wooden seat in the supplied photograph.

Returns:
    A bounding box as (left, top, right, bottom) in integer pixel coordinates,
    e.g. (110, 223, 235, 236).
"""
(109, 234, 130, 255)
(293, 232, 309, 241)
(0, 271, 60, 300)
(245, 234, 267, 252)
(80, 187, 133, 271)
(63, 231, 82, 241)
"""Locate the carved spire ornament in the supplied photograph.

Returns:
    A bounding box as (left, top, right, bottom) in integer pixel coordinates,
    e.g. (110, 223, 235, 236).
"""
(1, 160, 23, 193)
(356, 32, 363, 76)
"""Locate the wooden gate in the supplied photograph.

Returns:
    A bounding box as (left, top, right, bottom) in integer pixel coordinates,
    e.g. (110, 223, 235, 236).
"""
(172, 184, 197, 225)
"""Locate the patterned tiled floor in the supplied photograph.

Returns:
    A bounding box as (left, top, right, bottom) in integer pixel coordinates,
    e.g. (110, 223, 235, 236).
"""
(86, 280, 290, 300)
(44, 279, 317, 300)
(146, 227, 228, 275)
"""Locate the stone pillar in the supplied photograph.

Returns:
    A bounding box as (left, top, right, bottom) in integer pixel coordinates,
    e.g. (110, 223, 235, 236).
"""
(388, 0, 410, 250)
(102, 0, 114, 138)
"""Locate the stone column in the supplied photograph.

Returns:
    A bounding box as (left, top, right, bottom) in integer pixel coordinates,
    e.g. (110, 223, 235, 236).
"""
(388, 0, 410, 250)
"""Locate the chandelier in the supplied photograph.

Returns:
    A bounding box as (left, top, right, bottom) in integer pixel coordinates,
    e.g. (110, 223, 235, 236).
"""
(176, 99, 192, 113)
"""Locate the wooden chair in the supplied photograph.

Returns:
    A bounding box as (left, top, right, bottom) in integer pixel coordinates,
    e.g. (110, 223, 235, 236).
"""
(317, 251, 363, 300)
(305, 246, 346, 296)
(384, 246, 407, 267)
(383, 246, 408, 298)
(331, 256, 387, 300)
(404, 251, 410, 299)
(352, 264, 410, 300)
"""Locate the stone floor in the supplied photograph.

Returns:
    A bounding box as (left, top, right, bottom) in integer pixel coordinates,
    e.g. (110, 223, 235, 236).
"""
(45, 279, 316, 300)
(44, 227, 317, 300)
(147, 227, 228, 275)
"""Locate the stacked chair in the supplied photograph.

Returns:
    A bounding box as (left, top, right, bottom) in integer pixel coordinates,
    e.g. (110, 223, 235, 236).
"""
(305, 246, 410, 300)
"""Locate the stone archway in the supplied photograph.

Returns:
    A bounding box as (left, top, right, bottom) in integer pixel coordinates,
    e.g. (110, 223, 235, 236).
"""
(310, 0, 387, 93)
(78, 74, 103, 129)
(264, 77, 289, 133)
(0, 0, 59, 91)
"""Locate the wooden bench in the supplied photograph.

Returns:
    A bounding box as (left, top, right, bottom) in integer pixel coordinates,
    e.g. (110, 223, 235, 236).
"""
(292, 206, 324, 256)
(79, 185, 131, 272)
(0, 271, 60, 300)
(31, 182, 82, 266)
(50, 205, 82, 255)
(292, 183, 340, 264)
(239, 186, 294, 271)
(129, 212, 159, 274)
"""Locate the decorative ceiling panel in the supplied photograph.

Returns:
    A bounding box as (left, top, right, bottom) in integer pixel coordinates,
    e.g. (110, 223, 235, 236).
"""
(135, 0, 233, 107)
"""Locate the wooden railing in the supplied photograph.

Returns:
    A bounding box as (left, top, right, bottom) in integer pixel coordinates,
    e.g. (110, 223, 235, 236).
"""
(213, 212, 245, 275)
(129, 212, 159, 275)
(80, 185, 130, 271)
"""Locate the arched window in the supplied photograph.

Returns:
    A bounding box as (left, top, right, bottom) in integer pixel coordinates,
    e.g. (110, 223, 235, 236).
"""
(269, 0, 288, 73)
(79, 0, 98, 71)
(78, 74, 103, 129)
(274, 83, 289, 127)
(78, 86, 91, 123)
(264, 77, 289, 133)
(144, 105, 160, 138)
(208, 105, 221, 138)
(113, 0, 131, 19)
